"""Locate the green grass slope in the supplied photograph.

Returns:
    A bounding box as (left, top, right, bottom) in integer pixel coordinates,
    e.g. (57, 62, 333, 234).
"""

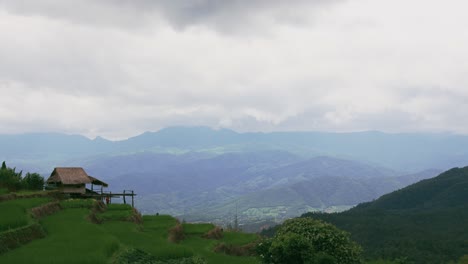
(0, 198, 259, 264)
(0, 198, 51, 232)
(304, 166, 468, 263)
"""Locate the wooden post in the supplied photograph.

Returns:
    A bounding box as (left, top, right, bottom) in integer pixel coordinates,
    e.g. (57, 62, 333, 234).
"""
(123, 190, 126, 204)
(131, 190, 134, 208)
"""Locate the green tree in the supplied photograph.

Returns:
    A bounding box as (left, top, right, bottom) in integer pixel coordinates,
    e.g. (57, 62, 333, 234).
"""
(0, 161, 23, 191)
(257, 217, 362, 264)
(22, 172, 44, 190)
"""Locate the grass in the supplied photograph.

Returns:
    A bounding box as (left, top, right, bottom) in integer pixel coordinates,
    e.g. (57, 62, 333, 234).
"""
(183, 223, 215, 235)
(0, 208, 119, 264)
(0, 188, 8, 195)
(103, 215, 194, 259)
(220, 231, 259, 246)
(0, 203, 260, 264)
(0, 198, 51, 232)
(59, 199, 95, 209)
(96, 204, 135, 222)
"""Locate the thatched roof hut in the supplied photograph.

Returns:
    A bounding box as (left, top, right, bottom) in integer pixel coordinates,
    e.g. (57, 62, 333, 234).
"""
(46, 167, 107, 194)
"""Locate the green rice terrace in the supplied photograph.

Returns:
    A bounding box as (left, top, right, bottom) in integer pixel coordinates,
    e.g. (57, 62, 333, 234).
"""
(0, 190, 259, 264)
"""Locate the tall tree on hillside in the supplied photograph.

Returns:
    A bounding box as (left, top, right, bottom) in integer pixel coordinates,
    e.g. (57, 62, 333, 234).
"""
(0, 161, 23, 191)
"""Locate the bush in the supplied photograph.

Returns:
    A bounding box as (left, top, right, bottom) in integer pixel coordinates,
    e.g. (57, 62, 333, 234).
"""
(168, 223, 185, 243)
(202, 226, 223, 240)
(257, 217, 362, 264)
(22, 173, 44, 190)
(0, 162, 22, 191)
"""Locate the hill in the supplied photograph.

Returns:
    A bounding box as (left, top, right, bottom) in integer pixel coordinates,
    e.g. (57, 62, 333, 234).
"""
(0, 193, 259, 264)
(303, 166, 468, 263)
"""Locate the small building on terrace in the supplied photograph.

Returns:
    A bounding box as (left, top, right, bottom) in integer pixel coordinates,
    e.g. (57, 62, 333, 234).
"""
(46, 167, 108, 195)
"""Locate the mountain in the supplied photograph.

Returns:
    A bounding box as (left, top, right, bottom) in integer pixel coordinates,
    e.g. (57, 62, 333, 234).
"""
(0, 127, 460, 224)
(77, 151, 440, 224)
(3, 127, 468, 173)
(303, 166, 468, 263)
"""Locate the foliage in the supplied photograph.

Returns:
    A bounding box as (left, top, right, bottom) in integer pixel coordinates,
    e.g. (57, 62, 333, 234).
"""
(21, 173, 44, 190)
(303, 166, 468, 263)
(169, 223, 185, 243)
(203, 226, 223, 240)
(0, 161, 22, 191)
(0, 187, 8, 195)
(257, 217, 362, 264)
(0, 162, 45, 192)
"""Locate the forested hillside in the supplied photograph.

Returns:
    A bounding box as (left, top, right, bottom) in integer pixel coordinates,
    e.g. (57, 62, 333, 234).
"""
(303, 167, 468, 263)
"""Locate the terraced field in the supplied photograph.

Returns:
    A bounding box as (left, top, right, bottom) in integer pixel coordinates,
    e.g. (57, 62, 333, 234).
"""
(0, 194, 260, 263)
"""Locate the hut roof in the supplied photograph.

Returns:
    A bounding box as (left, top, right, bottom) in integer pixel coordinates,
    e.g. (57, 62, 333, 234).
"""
(47, 167, 92, 185)
(88, 175, 108, 187)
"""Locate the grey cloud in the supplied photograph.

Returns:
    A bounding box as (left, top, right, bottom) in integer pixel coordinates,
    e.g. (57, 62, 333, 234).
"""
(0, 0, 342, 32)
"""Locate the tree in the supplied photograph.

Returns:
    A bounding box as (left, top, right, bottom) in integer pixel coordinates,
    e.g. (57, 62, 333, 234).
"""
(257, 217, 362, 264)
(0, 161, 23, 191)
(22, 172, 44, 190)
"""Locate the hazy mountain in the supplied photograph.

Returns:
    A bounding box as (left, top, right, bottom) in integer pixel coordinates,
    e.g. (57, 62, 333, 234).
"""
(0, 127, 459, 223)
(78, 151, 440, 223)
(2, 127, 468, 173)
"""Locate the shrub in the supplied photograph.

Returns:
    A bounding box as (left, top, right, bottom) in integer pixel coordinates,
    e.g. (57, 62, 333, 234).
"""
(257, 217, 362, 264)
(21, 173, 44, 190)
(0, 161, 22, 191)
(202, 226, 223, 240)
(168, 223, 185, 243)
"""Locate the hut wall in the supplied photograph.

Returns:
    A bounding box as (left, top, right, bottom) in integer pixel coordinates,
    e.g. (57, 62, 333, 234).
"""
(59, 184, 86, 194)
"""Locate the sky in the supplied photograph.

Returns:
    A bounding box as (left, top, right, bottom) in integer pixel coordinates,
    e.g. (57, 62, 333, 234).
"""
(1, 0, 468, 140)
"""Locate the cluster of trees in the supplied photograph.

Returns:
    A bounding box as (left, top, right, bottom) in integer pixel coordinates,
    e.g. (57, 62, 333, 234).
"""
(257, 217, 362, 264)
(0, 161, 44, 192)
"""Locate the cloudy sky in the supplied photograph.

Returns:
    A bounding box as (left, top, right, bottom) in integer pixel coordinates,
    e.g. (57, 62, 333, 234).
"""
(1, 0, 467, 139)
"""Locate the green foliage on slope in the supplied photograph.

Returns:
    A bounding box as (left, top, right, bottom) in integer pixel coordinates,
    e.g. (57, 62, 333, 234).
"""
(257, 217, 362, 264)
(303, 166, 468, 263)
(0, 161, 44, 192)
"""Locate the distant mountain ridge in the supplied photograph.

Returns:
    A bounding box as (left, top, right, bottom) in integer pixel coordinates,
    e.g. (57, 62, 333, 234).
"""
(2, 126, 468, 173)
(77, 151, 441, 223)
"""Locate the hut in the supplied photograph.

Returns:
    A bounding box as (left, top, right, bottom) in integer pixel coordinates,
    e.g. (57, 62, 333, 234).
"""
(46, 167, 107, 195)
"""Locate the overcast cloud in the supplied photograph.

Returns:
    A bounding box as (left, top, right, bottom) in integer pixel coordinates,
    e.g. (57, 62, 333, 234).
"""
(1, 0, 468, 139)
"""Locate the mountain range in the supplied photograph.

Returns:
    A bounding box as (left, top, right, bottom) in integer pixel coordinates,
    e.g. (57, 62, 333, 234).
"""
(2, 126, 467, 223)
